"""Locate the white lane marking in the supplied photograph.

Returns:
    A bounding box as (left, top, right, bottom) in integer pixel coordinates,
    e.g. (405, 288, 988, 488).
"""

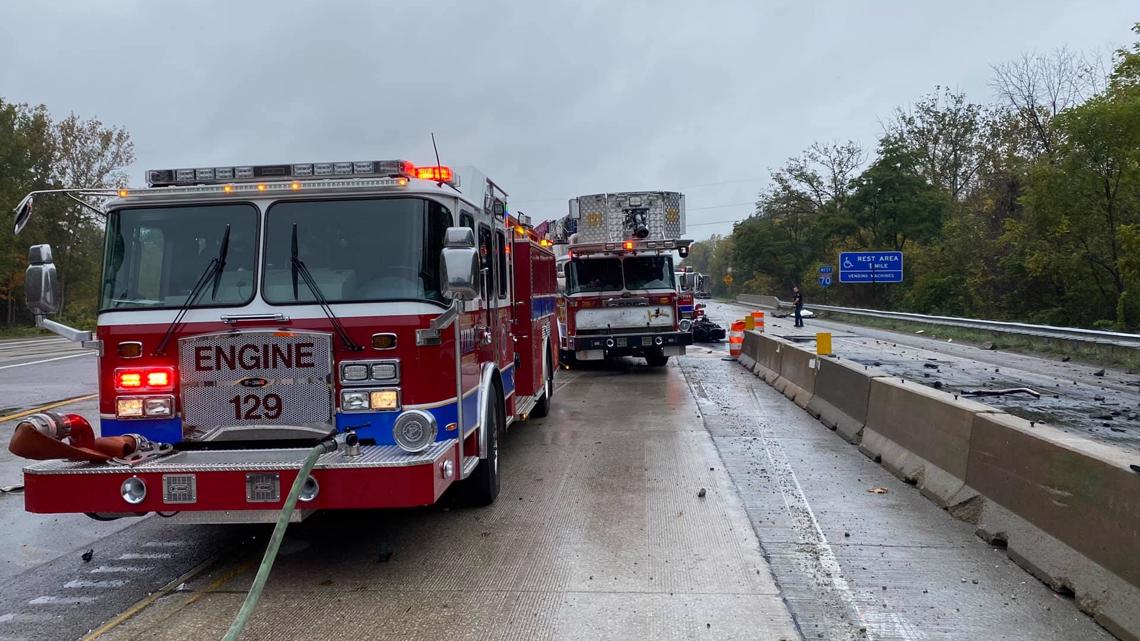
(0, 338, 67, 350)
(28, 595, 97, 605)
(0, 612, 56, 622)
(553, 372, 582, 394)
(89, 566, 152, 574)
(141, 540, 186, 548)
(747, 385, 926, 641)
(0, 352, 94, 370)
(116, 552, 172, 560)
(747, 386, 877, 641)
(63, 578, 127, 589)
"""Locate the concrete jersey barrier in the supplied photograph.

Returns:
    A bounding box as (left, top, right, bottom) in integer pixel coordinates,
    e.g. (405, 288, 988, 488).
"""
(967, 412, 1140, 639)
(859, 376, 995, 509)
(807, 357, 884, 443)
(733, 327, 1140, 640)
(773, 342, 816, 408)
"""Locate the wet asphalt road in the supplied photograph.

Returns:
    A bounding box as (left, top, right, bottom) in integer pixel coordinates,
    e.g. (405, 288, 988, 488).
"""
(0, 331, 1122, 640)
(708, 300, 1140, 454)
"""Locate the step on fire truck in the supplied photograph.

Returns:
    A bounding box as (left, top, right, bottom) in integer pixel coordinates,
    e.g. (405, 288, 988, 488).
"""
(8, 159, 558, 521)
(554, 191, 692, 367)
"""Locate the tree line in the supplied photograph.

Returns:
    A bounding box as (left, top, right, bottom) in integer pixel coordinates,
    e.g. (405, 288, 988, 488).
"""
(0, 99, 133, 330)
(685, 25, 1140, 331)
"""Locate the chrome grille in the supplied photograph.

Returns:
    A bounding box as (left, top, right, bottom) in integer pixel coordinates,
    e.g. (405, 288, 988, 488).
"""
(178, 330, 334, 441)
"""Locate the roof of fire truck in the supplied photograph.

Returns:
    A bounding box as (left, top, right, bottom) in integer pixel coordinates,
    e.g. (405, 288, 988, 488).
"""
(103, 160, 504, 211)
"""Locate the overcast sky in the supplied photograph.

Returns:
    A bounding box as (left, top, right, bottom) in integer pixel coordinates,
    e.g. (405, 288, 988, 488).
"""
(1, 1, 1135, 239)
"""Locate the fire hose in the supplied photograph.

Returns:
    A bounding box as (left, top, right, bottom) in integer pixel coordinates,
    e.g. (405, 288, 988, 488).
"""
(9, 411, 338, 641)
(222, 437, 337, 641)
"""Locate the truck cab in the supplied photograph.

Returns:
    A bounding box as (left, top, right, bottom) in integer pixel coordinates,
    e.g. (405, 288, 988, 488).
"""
(9, 159, 558, 521)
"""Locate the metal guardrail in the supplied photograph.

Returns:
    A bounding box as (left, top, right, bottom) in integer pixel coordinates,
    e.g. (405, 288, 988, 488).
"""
(735, 295, 1140, 348)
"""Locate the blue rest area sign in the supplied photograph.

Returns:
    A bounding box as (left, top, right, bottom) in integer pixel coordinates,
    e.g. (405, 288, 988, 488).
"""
(838, 251, 904, 283)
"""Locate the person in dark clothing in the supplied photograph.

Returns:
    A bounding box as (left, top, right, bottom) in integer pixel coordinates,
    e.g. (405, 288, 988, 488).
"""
(793, 286, 804, 328)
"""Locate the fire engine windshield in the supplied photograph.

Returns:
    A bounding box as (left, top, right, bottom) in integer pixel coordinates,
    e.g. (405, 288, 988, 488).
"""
(263, 197, 450, 305)
(100, 204, 259, 310)
(565, 255, 676, 294)
(624, 256, 675, 290)
(566, 258, 623, 293)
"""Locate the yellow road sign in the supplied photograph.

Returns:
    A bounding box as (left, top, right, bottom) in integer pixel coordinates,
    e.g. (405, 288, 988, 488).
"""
(723, 274, 734, 286)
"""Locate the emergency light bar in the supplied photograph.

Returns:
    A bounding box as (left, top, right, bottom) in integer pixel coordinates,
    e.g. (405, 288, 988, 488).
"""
(146, 160, 459, 188)
(568, 238, 693, 257)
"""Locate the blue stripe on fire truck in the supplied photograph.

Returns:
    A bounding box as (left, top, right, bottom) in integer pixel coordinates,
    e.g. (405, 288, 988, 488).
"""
(336, 391, 481, 445)
(531, 295, 558, 320)
(101, 417, 183, 444)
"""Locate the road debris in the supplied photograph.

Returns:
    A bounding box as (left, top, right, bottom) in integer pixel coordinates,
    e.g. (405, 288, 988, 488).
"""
(980, 342, 998, 350)
(867, 487, 889, 494)
(81, 549, 93, 563)
(697, 488, 707, 498)
(962, 388, 1041, 399)
(1092, 368, 1106, 377)
(0, 484, 24, 494)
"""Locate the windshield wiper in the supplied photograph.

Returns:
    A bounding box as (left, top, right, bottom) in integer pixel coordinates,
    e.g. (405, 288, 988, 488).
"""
(290, 223, 363, 352)
(154, 225, 231, 356)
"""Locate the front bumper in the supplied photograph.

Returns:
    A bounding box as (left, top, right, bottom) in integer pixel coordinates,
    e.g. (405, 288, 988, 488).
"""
(21, 442, 456, 514)
(568, 331, 692, 352)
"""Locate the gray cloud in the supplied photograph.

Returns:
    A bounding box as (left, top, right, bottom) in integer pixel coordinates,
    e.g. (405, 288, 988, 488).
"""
(1, 0, 1135, 238)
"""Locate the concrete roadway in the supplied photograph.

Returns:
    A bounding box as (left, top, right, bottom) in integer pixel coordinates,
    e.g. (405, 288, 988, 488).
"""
(0, 330, 1120, 640)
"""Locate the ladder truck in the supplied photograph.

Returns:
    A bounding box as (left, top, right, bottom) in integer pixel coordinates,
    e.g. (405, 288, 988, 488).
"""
(554, 191, 692, 367)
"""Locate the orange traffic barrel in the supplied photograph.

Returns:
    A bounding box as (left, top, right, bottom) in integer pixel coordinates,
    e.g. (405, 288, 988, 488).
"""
(728, 321, 745, 359)
(752, 310, 765, 333)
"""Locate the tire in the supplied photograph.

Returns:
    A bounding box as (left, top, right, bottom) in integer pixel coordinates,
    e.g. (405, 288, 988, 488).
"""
(530, 350, 553, 418)
(645, 349, 669, 367)
(459, 390, 502, 507)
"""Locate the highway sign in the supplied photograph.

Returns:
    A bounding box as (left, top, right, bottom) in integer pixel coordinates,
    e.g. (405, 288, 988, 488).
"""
(838, 251, 903, 283)
(723, 274, 734, 286)
(819, 265, 833, 274)
(818, 276, 832, 288)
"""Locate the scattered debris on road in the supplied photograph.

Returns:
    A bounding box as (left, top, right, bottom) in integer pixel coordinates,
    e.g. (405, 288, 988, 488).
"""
(867, 486, 889, 494)
(81, 549, 93, 563)
(962, 388, 1041, 399)
(1093, 368, 1106, 377)
(697, 488, 707, 498)
(980, 341, 998, 350)
(0, 485, 24, 494)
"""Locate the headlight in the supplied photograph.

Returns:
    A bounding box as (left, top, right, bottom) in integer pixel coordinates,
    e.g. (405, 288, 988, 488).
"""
(144, 396, 174, 417)
(340, 388, 401, 412)
(116, 398, 144, 418)
(369, 390, 399, 410)
(393, 410, 437, 453)
(341, 390, 370, 411)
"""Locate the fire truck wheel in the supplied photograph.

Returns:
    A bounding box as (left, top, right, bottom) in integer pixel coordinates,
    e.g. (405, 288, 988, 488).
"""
(531, 352, 553, 418)
(460, 390, 503, 507)
(645, 349, 669, 367)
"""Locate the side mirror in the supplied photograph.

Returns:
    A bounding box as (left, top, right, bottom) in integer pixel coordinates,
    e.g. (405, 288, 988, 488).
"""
(440, 227, 479, 301)
(25, 244, 60, 316)
(492, 200, 506, 217)
(14, 193, 34, 235)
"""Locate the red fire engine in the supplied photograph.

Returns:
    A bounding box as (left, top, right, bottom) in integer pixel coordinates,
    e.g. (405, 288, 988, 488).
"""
(8, 159, 558, 521)
(554, 191, 692, 367)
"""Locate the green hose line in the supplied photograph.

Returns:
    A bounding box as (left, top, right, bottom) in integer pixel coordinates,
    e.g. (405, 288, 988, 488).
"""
(222, 440, 334, 641)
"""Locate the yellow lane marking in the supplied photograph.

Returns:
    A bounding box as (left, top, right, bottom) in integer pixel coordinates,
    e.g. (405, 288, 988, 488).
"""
(0, 393, 98, 424)
(82, 556, 255, 640)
